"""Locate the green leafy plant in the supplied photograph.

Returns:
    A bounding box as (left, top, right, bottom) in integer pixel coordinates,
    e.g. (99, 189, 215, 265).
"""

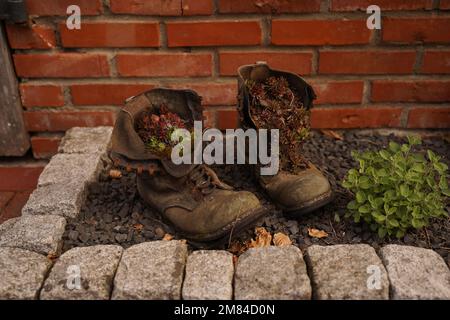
(342, 136, 449, 239)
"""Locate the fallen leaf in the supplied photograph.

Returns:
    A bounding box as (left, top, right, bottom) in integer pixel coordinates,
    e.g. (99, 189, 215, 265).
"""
(273, 232, 292, 246)
(321, 129, 343, 140)
(308, 228, 328, 239)
(162, 233, 174, 241)
(249, 227, 272, 248)
(47, 253, 58, 261)
(232, 255, 238, 265)
(109, 169, 122, 179)
(133, 223, 144, 232)
(228, 240, 250, 255)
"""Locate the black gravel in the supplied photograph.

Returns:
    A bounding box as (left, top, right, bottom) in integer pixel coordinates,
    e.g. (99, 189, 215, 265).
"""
(63, 131, 450, 265)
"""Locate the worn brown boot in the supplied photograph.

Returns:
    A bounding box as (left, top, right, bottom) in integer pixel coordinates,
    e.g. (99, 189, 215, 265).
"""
(237, 62, 333, 216)
(110, 88, 267, 243)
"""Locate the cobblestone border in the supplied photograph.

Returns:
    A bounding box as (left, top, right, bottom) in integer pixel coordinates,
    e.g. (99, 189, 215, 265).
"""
(0, 127, 449, 300)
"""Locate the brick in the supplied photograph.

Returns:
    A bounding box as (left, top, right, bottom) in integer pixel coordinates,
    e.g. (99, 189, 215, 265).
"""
(319, 50, 416, 74)
(407, 108, 450, 129)
(116, 53, 212, 77)
(14, 54, 110, 78)
(421, 51, 450, 74)
(71, 84, 151, 106)
(442, 0, 450, 9)
(167, 21, 261, 47)
(272, 20, 370, 46)
(30, 135, 62, 159)
(110, 0, 180, 15)
(0, 191, 32, 224)
(311, 107, 403, 129)
(218, 0, 321, 13)
(170, 82, 236, 105)
(331, 0, 433, 11)
(182, 0, 214, 15)
(24, 110, 116, 132)
(219, 51, 312, 76)
(6, 24, 55, 49)
(71, 82, 235, 106)
(110, 1, 212, 16)
(203, 110, 215, 127)
(26, 0, 103, 16)
(0, 193, 14, 213)
(217, 109, 238, 129)
(312, 81, 364, 104)
(0, 163, 45, 191)
(371, 81, 450, 103)
(20, 84, 64, 108)
(382, 17, 450, 44)
(60, 22, 159, 48)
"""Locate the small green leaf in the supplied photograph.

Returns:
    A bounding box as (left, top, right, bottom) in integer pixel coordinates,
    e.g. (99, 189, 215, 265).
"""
(389, 142, 400, 153)
(411, 218, 421, 229)
(439, 176, 448, 190)
(388, 219, 399, 227)
(334, 213, 341, 223)
(356, 191, 366, 203)
(401, 144, 410, 153)
(358, 205, 371, 214)
(378, 227, 387, 238)
(396, 229, 405, 239)
(411, 163, 425, 173)
(347, 200, 358, 210)
(427, 150, 438, 162)
(379, 150, 390, 160)
(358, 176, 371, 189)
(400, 184, 410, 197)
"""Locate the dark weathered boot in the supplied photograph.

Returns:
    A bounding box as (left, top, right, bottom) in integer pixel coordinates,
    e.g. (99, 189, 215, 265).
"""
(110, 88, 267, 243)
(237, 62, 333, 216)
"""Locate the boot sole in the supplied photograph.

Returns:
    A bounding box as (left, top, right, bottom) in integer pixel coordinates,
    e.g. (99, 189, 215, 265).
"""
(282, 189, 334, 218)
(179, 205, 269, 248)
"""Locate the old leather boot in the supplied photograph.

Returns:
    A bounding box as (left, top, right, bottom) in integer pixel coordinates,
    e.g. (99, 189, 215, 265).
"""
(110, 88, 267, 243)
(237, 62, 333, 216)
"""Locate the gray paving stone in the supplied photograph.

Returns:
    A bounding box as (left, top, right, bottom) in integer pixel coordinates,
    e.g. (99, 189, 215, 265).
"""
(0, 215, 66, 256)
(58, 126, 112, 155)
(0, 217, 19, 236)
(182, 250, 234, 300)
(0, 247, 52, 299)
(41, 245, 123, 300)
(306, 244, 389, 300)
(380, 245, 450, 300)
(234, 245, 311, 300)
(37, 153, 102, 188)
(112, 241, 188, 300)
(22, 182, 86, 219)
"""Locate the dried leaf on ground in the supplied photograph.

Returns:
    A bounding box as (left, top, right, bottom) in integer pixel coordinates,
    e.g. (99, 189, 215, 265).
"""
(162, 233, 174, 241)
(308, 228, 328, 239)
(133, 223, 144, 232)
(321, 129, 344, 140)
(249, 227, 272, 248)
(109, 169, 122, 179)
(47, 253, 58, 261)
(273, 232, 292, 246)
(228, 240, 251, 255)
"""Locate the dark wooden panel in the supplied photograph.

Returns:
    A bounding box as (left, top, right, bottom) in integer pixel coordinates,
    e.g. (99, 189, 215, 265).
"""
(0, 22, 29, 156)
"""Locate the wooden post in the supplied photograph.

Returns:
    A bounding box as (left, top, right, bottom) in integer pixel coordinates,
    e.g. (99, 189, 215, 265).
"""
(0, 22, 29, 156)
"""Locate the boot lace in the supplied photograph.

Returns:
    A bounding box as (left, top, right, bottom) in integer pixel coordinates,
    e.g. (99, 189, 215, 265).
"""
(188, 165, 233, 195)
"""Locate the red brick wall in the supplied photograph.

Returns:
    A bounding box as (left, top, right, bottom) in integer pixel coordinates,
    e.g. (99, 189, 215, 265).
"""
(5, 0, 450, 159)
